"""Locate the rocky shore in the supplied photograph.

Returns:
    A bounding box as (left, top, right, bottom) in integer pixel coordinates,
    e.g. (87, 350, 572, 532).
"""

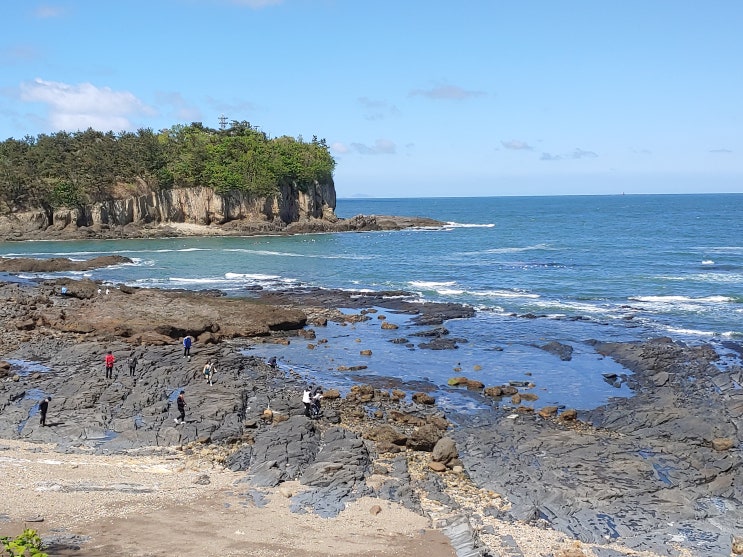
(0, 271, 742, 557)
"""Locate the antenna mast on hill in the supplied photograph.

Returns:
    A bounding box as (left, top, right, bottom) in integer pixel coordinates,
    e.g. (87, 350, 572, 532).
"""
(218, 114, 228, 130)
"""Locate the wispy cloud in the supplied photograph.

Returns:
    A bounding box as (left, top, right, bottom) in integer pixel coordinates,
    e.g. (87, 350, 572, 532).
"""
(571, 148, 597, 159)
(20, 78, 155, 132)
(501, 140, 533, 151)
(709, 148, 733, 154)
(409, 84, 486, 100)
(333, 139, 397, 155)
(330, 142, 350, 155)
(229, 0, 283, 7)
(34, 5, 66, 18)
(541, 147, 598, 161)
(540, 152, 561, 161)
(156, 91, 202, 122)
(358, 97, 400, 121)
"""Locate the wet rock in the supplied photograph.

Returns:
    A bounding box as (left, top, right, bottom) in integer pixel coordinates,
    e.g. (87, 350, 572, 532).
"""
(412, 392, 435, 405)
(540, 341, 574, 361)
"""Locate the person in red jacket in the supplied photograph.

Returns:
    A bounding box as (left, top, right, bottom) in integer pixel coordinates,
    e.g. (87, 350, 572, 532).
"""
(105, 350, 115, 379)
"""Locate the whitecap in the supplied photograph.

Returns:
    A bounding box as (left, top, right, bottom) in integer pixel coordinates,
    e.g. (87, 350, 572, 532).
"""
(443, 222, 495, 228)
(225, 272, 282, 281)
(702, 260, 715, 265)
(630, 295, 734, 304)
(409, 280, 457, 289)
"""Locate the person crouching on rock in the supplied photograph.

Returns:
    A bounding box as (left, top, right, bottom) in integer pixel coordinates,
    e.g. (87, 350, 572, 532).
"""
(105, 350, 115, 379)
(175, 391, 186, 424)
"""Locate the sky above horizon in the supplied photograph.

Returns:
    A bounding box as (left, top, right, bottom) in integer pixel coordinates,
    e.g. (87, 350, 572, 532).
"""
(1, 1, 741, 198)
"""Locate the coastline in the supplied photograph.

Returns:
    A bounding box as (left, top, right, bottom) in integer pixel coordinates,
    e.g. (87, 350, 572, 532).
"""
(0, 262, 741, 556)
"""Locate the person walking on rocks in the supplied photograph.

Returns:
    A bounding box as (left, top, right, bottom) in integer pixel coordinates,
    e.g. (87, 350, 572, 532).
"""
(39, 396, 51, 426)
(183, 335, 192, 359)
(104, 350, 115, 379)
(128, 354, 138, 377)
(202, 360, 216, 386)
(175, 391, 186, 424)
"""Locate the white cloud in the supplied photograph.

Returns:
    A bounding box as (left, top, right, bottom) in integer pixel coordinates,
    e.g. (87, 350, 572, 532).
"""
(19, 78, 155, 132)
(358, 97, 400, 121)
(501, 140, 533, 151)
(541, 147, 598, 161)
(34, 5, 66, 18)
(331, 142, 350, 154)
(349, 139, 397, 155)
(409, 84, 486, 100)
(571, 148, 598, 159)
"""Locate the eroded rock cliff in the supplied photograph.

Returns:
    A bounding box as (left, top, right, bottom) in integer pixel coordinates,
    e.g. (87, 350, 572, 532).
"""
(0, 182, 337, 239)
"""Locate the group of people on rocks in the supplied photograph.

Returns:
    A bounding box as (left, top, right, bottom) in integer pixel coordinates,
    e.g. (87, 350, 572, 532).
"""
(302, 385, 324, 418)
(38, 336, 325, 430)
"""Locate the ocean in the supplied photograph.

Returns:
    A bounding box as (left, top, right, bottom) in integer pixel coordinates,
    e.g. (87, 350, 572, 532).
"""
(2, 193, 742, 413)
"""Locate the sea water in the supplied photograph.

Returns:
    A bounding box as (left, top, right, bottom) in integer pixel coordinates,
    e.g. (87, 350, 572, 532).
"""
(2, 194, 741, 412)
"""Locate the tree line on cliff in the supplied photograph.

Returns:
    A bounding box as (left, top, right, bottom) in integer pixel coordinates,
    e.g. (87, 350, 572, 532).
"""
(0, 121, 336, 214)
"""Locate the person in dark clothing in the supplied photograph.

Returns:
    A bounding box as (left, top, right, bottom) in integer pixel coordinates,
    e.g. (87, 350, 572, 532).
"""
(128, 355, 138, 377)
(183, 336, 192, 358)
(39, 397, 51, 426)
(175, 391, 186, 424)
(311, 386, 323, 417)
(268, 356, 277, 369)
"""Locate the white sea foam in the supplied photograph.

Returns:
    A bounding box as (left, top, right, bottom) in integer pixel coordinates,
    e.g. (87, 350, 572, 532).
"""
(443, 222, 495, 229)
(531, 299, 609, 314)
(702, 260, 715, 265)
(630, 295, 734, 304)
(658, 273, 743, 284)
(663, 326, 719, 337)
(473, 289, 540, 299)
(225, 272, 283, 281)
(222, 248, 372, 259)
(457, 243, 554, 256)
(409, 280, 457, 289)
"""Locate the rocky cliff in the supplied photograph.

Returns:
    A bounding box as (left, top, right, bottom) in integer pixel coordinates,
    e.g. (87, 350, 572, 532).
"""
(0, 181, 338, 240)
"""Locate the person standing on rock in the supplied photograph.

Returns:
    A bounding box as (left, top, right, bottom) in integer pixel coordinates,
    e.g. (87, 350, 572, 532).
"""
(202, 360, 215, 386)
(302, 386, 312, 417)
(128, 354, 138, 377)
(183, 335, 192, 359)
(39, 396, 51, 426)
(175, 391, 186, 424)
(104, 350, 115, 379)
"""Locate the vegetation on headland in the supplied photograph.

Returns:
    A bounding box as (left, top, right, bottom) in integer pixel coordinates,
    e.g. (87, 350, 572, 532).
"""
(0, 121, 336, 214)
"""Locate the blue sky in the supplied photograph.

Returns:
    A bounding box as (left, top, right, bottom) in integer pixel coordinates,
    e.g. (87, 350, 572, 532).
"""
(1, 1, 741, 198)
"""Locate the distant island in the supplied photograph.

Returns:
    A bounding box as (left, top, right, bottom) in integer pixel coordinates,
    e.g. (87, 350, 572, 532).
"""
(0, 121, 443, 241)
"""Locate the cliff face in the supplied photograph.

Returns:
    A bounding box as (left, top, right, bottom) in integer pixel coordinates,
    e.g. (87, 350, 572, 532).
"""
(0, 182, 337, 237)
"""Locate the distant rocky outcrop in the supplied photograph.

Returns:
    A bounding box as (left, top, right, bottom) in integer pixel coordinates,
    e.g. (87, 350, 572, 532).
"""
(0, 184, 445, 241)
